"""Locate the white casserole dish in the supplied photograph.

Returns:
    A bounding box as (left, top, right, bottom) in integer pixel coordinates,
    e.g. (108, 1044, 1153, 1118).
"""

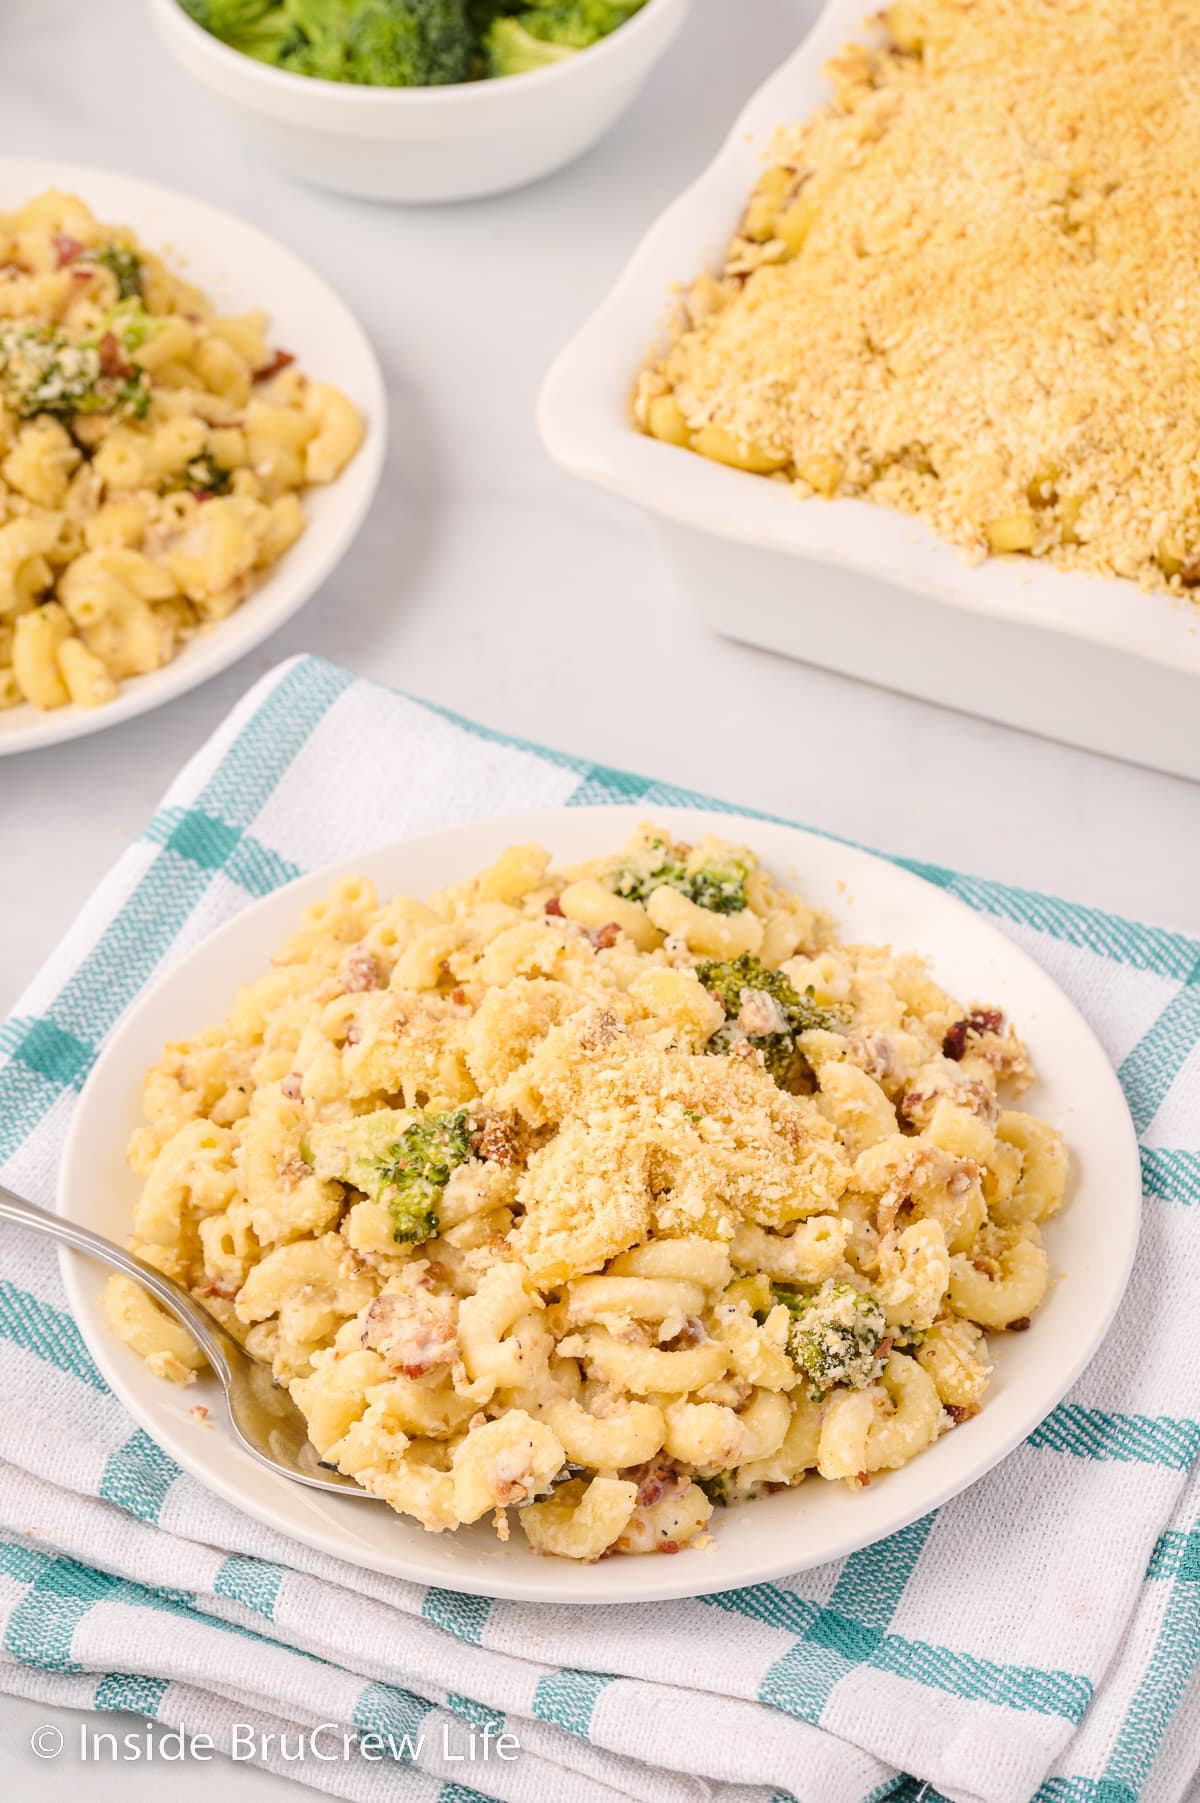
(537, 0, 1200, 782)
(149, 0, 692, 204)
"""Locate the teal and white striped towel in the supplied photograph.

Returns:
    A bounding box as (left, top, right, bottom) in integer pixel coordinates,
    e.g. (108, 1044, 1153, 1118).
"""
(1, 654, 1197, 1803)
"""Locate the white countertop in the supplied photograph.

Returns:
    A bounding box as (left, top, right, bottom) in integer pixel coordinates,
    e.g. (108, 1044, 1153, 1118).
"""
(2, 0, 1197, 1796)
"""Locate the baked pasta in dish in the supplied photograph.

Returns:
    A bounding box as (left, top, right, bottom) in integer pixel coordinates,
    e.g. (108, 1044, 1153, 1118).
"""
(106, 827, 1069, 1560)
(636, 0, 1200, 594)
(0, 190, 364, 712)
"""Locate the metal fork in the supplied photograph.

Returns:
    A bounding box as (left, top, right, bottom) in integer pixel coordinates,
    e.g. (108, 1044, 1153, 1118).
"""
(0, 1183, 379, 1499)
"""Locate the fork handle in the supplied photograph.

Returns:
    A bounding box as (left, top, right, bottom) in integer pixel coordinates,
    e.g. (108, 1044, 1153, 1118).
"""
(0, 1181, 236, 1382)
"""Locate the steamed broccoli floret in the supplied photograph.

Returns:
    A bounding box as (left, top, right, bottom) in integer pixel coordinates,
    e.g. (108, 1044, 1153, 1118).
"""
(771, 1281, 888, 1401)
(87, 244, 144, 301)
(377, 1107, 473, 1241)
(511, 0, 644, 47)
(485, 15, 575, 71)
(105, 297, 162, 354)
(607, 835, 687, 904)
(605, 836, 751, 916)
(343, 0, 473, 82)
(183, 0, 473, 85)
(309, 1105, 473, 1243)
(697, 1472, 735, 1507)
(485, 0, 646, 73)
(0, 324, 149, 423)
(170, 452, 234, 497)
(685, 858, 751, 915)
(180, 0, 301, 61)
(697, 953, 842, 1086)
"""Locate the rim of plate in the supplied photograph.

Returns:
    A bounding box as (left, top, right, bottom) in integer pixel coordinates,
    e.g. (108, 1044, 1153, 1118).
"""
(0, 158, 387, 756)
(58, 806, 1142, 1603)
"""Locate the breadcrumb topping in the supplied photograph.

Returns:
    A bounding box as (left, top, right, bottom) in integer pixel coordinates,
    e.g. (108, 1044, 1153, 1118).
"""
(639, 0, 1200, 595)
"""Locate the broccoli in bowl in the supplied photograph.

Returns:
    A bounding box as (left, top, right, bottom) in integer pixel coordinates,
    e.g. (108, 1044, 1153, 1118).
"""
(179, 0, 650, 84)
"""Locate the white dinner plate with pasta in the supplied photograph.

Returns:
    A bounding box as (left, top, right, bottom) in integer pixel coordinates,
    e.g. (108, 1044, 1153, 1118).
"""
(59, 807, 1140, 1603)
(0, 160, 385, 754)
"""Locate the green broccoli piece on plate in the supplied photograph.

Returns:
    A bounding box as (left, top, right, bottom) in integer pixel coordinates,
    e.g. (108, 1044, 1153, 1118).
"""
(86, 244, 144, 301)
(770, 1281, 888, 1402)
(697, 953, 842, 1087)
(169, 452, 234, 497)
(0, 323, 149, 423)
(307, 1106, 472, 1244)
(604, 835, 751, 916)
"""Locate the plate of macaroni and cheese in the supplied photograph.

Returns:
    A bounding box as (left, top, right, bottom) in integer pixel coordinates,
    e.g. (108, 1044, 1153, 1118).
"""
(59, 808, 1139, 1603)
(539, 0, 1200, 779)
(0, 162, 385, 754)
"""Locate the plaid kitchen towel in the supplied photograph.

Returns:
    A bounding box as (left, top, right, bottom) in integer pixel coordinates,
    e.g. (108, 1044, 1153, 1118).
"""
(0, 653, 1197, 1803)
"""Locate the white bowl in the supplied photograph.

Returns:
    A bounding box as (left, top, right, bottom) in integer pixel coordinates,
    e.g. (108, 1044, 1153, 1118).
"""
(148, 0, 693, 203)
(0, 159, 386, 758)
(59, 805, 1140, 1604)
(538, 0, 1200, 782)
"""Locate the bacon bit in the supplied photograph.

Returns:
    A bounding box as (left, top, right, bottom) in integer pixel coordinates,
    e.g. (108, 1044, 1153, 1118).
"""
(197, 1279, 238, 1301)
(945, 1404, 978, 1424)
(253, 347, 295, 382)
(942, 1008, 1004, 1061)
(544, 895, 564, 917)
(764, 1481, 787, 1494)
(625, 1454, 684, 1509)
(69, 267, 94, 281)
(281, 1072, 303, 1100)
(450, 986, 467, 1006)
(342, 947, 380, 993)
(658, 1540, 681, 1555)
(855, 1471, 871, 1487)
(1006, 1315, 1032, 1332)
(280, 1157, 310, 1187)
(425, 1260, 449, 1282)
(472, 1114, 522, 1167)
(1180, 561, 1200, 589)
(188, 1404, 212, 1428)
(191, 488, 215, 501)
(877, 1336, 894, 1360)
(588, 922, 621, 950)
(402, 1361, 430, 1380)
(98, 331, 132, 378)
(663, 1317, 705, 1350)
(53, 234, 84, 265)
(344, 1021, 362, 1045)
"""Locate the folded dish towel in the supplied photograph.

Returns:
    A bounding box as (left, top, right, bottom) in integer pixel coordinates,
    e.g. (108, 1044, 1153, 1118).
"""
(1, 654, 1197, 1803)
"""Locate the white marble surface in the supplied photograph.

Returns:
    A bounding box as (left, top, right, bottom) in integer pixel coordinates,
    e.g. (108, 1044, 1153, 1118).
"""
(1, 0, 1198, 1796)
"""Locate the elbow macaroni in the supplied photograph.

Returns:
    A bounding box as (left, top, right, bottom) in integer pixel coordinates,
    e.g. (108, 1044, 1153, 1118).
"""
(108, 825, 1070, 1560)
(0, 191, 364, 713)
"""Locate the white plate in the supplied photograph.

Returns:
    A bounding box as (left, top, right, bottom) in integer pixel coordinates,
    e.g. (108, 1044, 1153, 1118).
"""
(537, 0, 1200, 681)
(60, 807, 1140, 1604)
(0, 159, 386, 755)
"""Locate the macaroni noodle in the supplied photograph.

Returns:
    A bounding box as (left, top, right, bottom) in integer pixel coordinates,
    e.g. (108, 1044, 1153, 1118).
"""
(0, 191, 364, 711)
